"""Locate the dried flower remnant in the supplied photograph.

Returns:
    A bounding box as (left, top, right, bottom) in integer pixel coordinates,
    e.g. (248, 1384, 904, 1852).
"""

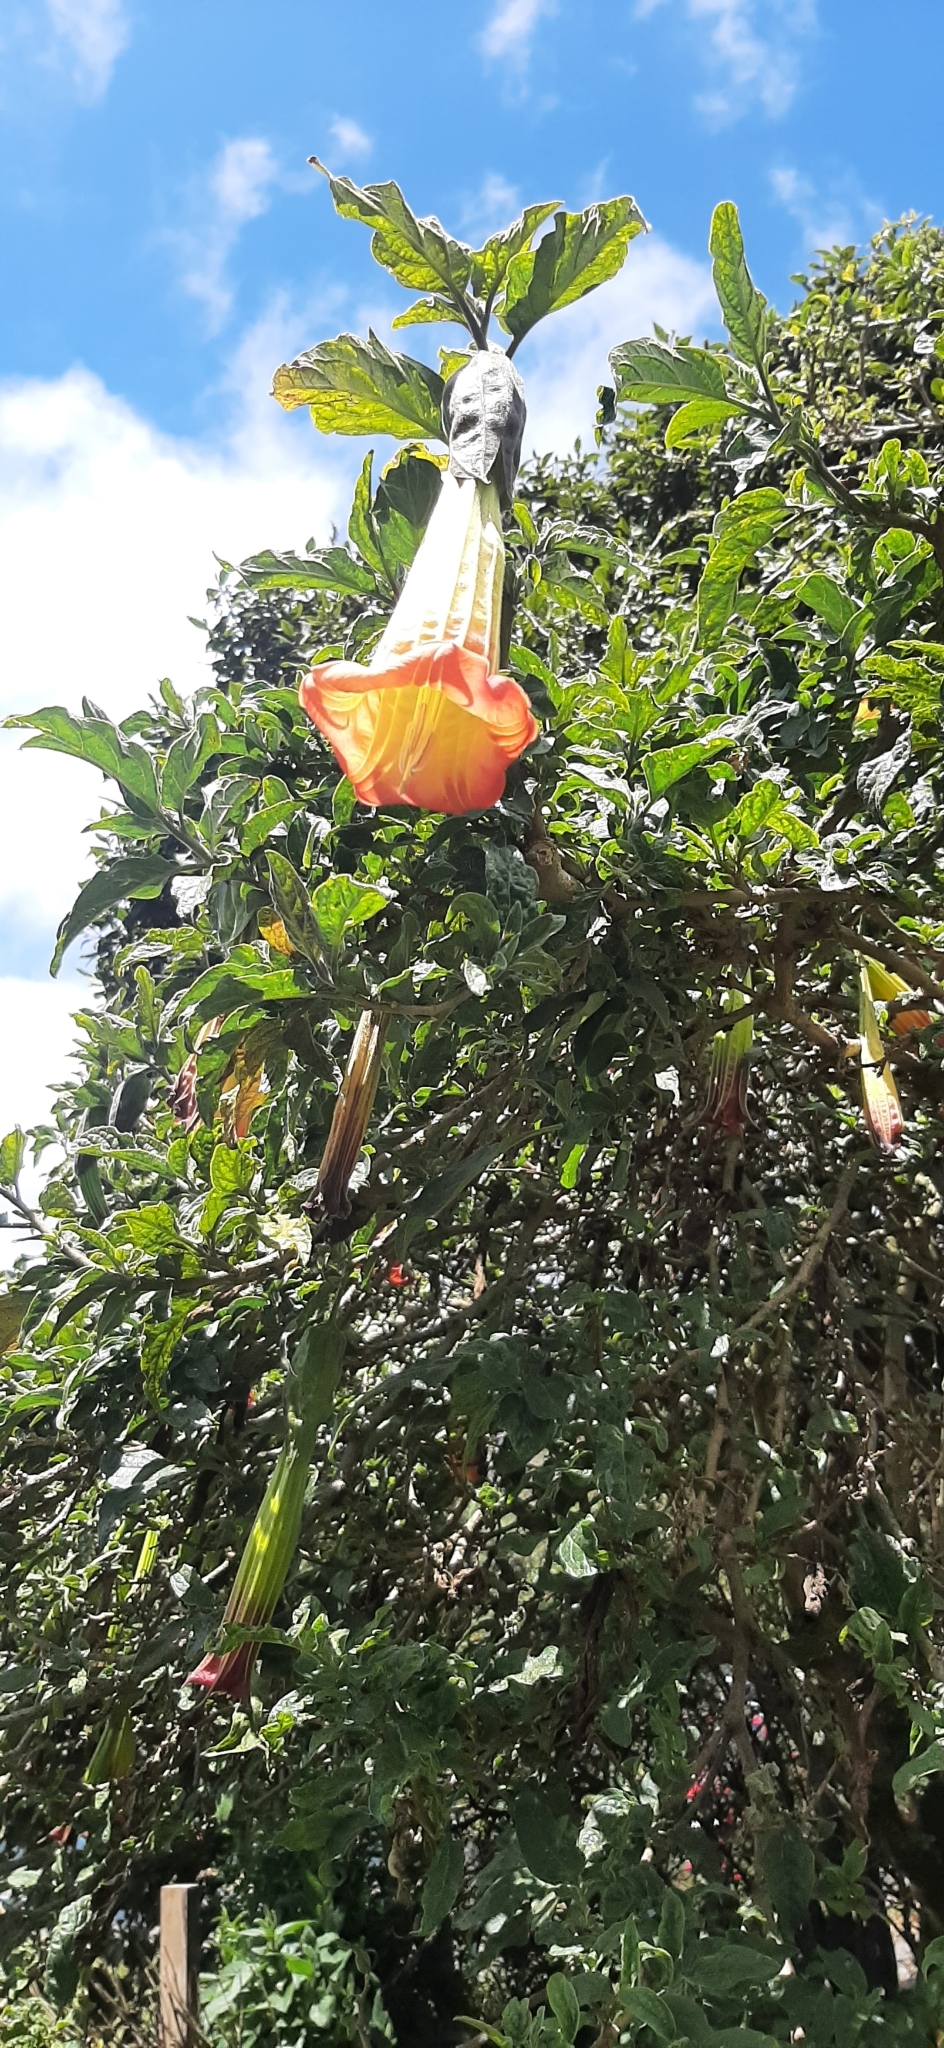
(316, 1010, 389, 1218)
(300, 356, 537, 813)
(858, 959, 904, 1153)
(167, 1015, 223, 1132)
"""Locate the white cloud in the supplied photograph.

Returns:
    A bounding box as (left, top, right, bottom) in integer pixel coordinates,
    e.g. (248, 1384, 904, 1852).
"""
(460, 173, 521, 239)
(479, 0, 556, 63)
(639, 0, 816, 122)
(329, 117, 373, 161)
(770, 164, 880, 256)
(46, 0, 130, 100)
(0, 309, 351, 979)
(519, 232, 716, 453)
(170, 137, 280, 333)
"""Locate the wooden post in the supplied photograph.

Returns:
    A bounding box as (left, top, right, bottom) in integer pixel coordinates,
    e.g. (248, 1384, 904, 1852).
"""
(159, 1884, 200, 2047)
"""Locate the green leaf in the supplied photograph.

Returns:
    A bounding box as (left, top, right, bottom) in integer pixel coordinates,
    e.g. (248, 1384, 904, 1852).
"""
(391, 295, 465, 330)
(762, 1825, 814, 1931)
(609, 337, 730, 405)
(500, 198, 647, 347)
(313, 161, 473, 299)
(265, 852, 327, 970)
(620, 1988, 678, 2041)
(556, 1516, 599, 1579)
(310, 874, 389, 948)
(513, 1787, 582, 1885)
(0, 1129, 26, 1187)
(643, 738, 730, 796)
(141, 1299, 191, 1402)
(44, 1895, 93, 2008)
(161, 713, 220, 813)
(51, 855, 179, 976)
(728, 778, 784, 838)
(682, 1940, 783, 1996)
(373, 446, 443, 579)
(709, 201, 769, 372)
(272, 332, 445, 442)
(892, 1740, 944, 1799)
(546, 1974, 580, 2044)
(348, 451, 387, 581)
(797, 572, 857, 635)
(419, 1833, 465, 1937)
(238, 546, 377, 596)
(398, 1141, 507, 1254)
(697, 488, 789, 649)
(665, 396, 747, 447)
(210, 1144, 255, 1196)
(469, 199, 561, 301)
(11, 706, 161, 811)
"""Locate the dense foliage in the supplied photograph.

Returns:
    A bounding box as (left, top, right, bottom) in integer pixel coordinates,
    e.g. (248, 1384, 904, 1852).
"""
(5, 193, 944, 2047)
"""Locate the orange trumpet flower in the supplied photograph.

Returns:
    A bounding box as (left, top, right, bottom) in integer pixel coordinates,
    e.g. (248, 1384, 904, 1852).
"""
(300, 470, 537, 813)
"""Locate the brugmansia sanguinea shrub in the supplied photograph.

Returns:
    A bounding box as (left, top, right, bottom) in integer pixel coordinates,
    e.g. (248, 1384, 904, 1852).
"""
(9, 173, 944, 2046)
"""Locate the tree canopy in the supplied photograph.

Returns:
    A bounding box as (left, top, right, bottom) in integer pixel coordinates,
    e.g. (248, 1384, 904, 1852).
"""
(5, 189, 944, 2047)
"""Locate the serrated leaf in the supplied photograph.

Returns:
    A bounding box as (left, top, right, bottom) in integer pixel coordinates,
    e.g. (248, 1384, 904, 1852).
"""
(310, 874, 388, 948)
(643, 738, 730, 795)
(709, 200, 769, 371)
(51, 856, 179, 976)
(161, 713, 220, 813)
(500, 197, 647, 346)
(313, 161, 473, 297)
(266, 852, 327, 970)
(609, 336, 730, 405)
(391, 295, 464, 330)
(272, 332, 445, 442)
(141, 1300, 191, 1401)
(238, 546, 377, 596)
(469, 199, 561, 301)
(697, 488, 789, 649)
(373, 445, 444, 579)
(11, 706, 161, 812)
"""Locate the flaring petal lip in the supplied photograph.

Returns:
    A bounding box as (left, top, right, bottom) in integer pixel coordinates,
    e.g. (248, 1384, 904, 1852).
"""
(300, 642, 538, 815)
(188, 1644, 256, 1701)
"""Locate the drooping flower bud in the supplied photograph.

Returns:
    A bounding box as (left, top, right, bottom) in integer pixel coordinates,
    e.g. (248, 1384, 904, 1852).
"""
(187, 1437, 311, 1700)
(858, 959, 904, 1153)
(188, 1323, 346, 1701)
(703, 997, 753, 1139)
(84, 1708, 135, 1785)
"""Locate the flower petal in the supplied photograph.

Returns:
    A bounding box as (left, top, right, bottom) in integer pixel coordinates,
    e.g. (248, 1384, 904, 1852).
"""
(300, 642, 538, 813)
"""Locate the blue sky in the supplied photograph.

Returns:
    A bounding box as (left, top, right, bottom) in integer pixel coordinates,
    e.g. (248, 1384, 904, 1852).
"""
(0, 0, 940, 1166)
